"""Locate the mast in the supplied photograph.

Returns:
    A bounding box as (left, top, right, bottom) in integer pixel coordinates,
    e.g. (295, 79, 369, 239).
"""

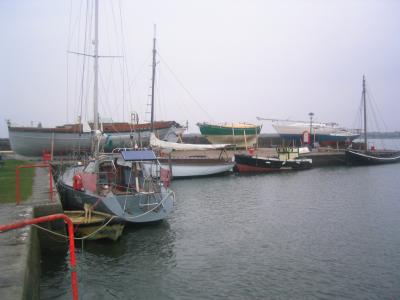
(150, 25, 157, 132)
(93, 0, 100, 157)
(362, 75, 367, 150)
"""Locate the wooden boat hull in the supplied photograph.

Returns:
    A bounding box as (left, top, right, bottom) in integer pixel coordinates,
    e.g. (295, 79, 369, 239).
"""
(8, 121, 182, 157)
(345, 149, 400, 165)
(64, 210, 124, 241)
(8, 127, 92, 157)
(197, 122, 262, 148)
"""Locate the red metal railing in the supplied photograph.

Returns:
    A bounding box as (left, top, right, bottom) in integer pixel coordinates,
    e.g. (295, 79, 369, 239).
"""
(0, 214, 79, 300)
(16, 164, 54, 205)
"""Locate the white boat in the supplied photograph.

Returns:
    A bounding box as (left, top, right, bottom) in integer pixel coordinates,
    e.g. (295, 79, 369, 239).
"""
(257, 117, 359, 146)
(149, 133, 234, 178)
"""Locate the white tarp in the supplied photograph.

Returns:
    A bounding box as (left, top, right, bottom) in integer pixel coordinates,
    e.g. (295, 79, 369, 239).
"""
(150, 133, 232, 151)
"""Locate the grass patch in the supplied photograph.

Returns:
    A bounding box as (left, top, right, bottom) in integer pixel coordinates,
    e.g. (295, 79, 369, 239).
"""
(0, 160, 35, 203)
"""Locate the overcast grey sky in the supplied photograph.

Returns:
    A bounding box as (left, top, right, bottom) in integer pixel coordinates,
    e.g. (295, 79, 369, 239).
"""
(1, 0, 399, 138)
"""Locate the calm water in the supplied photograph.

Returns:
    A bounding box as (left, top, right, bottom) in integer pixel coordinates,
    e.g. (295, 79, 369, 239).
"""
(41, 163, 400, 299)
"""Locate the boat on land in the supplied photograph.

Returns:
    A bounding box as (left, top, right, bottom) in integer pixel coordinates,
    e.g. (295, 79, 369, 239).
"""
(150, 133, 234, 178)
(64, 210, 124, 241)
(197, 122, 262, 148)
(345, 76, 400, 165)
(234, 147, 312, 173)
(257, 116, 359, 146)
(7, 120, 182, 158)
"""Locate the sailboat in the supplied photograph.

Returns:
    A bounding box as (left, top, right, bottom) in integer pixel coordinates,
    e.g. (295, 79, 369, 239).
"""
(145, 31, 234, 178)
(345, 76, 400, 165)
(7, 6, 182, 159)
(57, 0, 174, 223)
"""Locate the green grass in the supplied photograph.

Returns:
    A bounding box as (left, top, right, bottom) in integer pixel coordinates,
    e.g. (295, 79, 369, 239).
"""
(0, 160, 35, 203)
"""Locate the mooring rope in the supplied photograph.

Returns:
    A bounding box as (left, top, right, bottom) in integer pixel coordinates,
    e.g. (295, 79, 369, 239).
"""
(31, 215, 118, 241)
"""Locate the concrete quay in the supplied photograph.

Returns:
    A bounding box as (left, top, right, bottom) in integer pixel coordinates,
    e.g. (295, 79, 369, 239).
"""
(0, 166, 65, 300)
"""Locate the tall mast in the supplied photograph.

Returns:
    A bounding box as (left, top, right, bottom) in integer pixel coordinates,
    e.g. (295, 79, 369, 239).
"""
(93, 0, 100, 157)
(150, 25, 157, 132)
(362, 75, 367, 150)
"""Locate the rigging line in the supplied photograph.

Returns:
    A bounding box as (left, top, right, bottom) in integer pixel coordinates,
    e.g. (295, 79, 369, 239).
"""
(72, 0, 85, 123)
(102, 2, 124, 124)
(99, 67, 118, 127)
(118, 0, 133, 119)
(157, 53, 214, 122)
(158, 64, 203, 122)
(66, 0, 74, 124)
(127, 51, 153, 113)
(99, 0, 134, 120)
(367, 83, 389, 131)
(110, 0, 126, 121)
(109, 1, 124, 121)
(78, 0, 91, 127)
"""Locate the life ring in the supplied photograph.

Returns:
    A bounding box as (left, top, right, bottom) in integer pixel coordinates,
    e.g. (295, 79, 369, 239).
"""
(73, 174, 84, 191)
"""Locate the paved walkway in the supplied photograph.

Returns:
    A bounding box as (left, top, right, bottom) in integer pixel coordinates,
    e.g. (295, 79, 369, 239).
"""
(0, 166, 61, 299)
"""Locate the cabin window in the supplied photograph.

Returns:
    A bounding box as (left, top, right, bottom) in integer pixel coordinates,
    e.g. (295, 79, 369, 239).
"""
(98, 161, 116, 185)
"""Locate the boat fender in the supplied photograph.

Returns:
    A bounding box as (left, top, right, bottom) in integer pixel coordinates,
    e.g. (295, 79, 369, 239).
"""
(73, 174, 84, 191)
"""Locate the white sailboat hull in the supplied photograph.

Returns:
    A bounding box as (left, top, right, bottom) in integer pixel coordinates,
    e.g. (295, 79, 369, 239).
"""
(145, 159, 234, 178)
(272, 122, 359, 144)
(161, 161, 234, 178)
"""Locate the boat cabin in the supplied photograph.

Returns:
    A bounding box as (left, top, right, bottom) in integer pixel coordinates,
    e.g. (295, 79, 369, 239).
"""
(78, 150, 164, 195)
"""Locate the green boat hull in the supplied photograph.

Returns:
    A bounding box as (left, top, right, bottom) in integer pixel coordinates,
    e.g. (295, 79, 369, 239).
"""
(197, 123, 261, 136)
(197, 122, 262, 147)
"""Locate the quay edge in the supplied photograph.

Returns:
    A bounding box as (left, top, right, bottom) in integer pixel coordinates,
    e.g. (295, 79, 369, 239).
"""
(0, 167, 65, 300)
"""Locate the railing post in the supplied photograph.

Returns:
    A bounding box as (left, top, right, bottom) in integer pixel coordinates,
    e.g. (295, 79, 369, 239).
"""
(16, 167, 21, 205)
(49, 166, 54, 202)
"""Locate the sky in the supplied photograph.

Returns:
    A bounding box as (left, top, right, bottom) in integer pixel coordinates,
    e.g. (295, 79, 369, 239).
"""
(0, 0, 399, 138)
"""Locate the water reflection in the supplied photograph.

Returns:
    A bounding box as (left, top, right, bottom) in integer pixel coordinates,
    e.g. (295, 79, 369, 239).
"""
(41, 220, 177, 299)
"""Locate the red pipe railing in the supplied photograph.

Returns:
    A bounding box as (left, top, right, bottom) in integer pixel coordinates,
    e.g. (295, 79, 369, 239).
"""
(0, 214, 79, 300)
(16, 164, 53, 205)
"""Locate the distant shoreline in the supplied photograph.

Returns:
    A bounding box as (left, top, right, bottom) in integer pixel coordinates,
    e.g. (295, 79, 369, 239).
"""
(1, 132, 400, 151)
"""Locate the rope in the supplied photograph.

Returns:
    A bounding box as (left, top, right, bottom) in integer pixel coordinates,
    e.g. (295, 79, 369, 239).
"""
(122, 190, 175, 221)
(31, 215, 118, 241)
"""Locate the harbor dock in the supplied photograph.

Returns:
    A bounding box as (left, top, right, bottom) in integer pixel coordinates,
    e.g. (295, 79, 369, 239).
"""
(0, 166, 64, 299)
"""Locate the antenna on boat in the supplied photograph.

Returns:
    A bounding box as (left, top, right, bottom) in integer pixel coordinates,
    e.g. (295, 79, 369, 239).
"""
(362, 75, 367, 150)
(150, 24, 157, 133)
(309, 112, 314, 146)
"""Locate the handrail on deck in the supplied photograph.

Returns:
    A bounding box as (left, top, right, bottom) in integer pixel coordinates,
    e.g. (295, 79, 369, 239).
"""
(16, 163, 54, 205)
